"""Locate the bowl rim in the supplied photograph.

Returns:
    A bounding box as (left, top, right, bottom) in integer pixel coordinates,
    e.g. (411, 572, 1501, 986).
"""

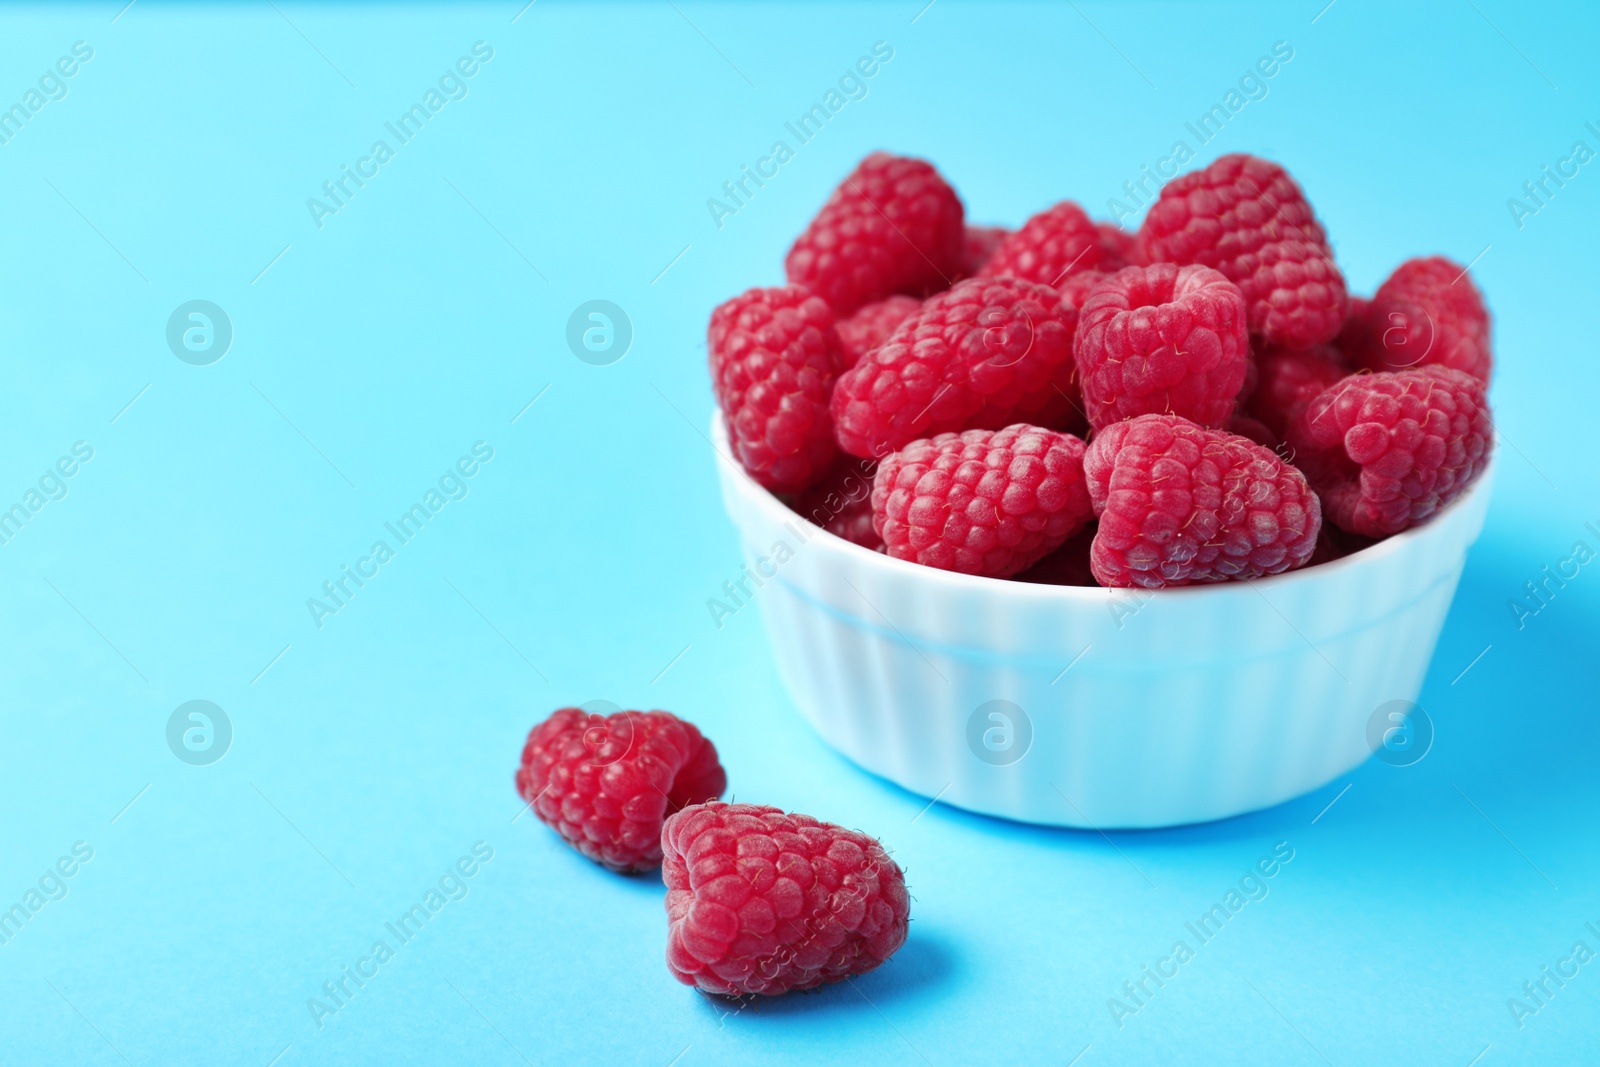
(711, 410, 1496, 603)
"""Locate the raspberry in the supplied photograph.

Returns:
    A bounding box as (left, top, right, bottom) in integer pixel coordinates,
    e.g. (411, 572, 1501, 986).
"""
(1013, 524, 1098, 586)
(662, 802, 910, 996)
(1344, 257, 1493, 381)
(832, 276, 1083, 458)
(1096, 222, 1136, 271)
(872, 424, 1093, 577)
(960, 224, 1010, 276)
(1246, 343, 1349, 440)
(1084, 414, 1321, 587)
(708, 285, 841, 492)
(1074, 264, 1250, 431)
(791, 457, 882, 549)
(785, 152, 965, 315)
(1135, 154, 1348, 348)
(836, 295, 921, 370)
(1287, 366, 1492, 537)
(977, 200, 1106, 287)
(516, 708, 727, 873)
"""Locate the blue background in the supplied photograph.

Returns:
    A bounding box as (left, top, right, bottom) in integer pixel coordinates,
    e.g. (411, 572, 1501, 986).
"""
(0, 2, 1596, 1064)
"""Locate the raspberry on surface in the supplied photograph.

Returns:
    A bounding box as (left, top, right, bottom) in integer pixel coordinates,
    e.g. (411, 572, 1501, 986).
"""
(960, 224, 1011, 277)
(977, 200, 1106, 288)
(872, 424, 1093, 577)
(1074, 263, 1250, 431)
(1084, 414, 1321, 588)
(836, 295, 922, 370)
(1134, 153, 1348, 348)
(516, 708, 727, 873)
(785, 152, 965, 315)
(1012, 524, 1099, 586)
(662, 802, 910, 996)
(1287, 366, 1492, 537)
(790, 456, 882, 549)
(1246, 343, 1349, 440)
(831, 276, 1085, 459)
(1344, 256, 1492, 381)
(708, 285, 842, 492)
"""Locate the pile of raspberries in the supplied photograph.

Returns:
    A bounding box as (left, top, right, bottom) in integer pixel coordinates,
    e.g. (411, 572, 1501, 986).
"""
(517, 706, 908, 997)
(709, 152, 1494, 587)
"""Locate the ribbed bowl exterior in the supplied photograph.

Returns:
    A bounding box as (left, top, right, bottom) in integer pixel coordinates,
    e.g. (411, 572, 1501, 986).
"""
(712, 415, 1494, 829)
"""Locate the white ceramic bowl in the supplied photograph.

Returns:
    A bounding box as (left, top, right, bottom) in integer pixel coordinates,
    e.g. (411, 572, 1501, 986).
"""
(712, 414, 1494, 829)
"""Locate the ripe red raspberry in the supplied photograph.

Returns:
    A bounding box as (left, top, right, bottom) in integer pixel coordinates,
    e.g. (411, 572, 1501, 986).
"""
(790, 457, 882, 549)
(960, 224, 1010, 276)
(516, 708, 727, 873)
(785, 152, 965, 315)
(662, 802, 910, 996)
(1074, 264, 1250, 431)
(1084, 414, 1321, 587)
(832, 276, 1083, 458)
(1135, 153, 1348, 348)
(836, 295, 921, 370)
(1344, 257, 1493, 381)
(1013, 525, 1098, 586)
(872, 424, 1093, 577)
(1287, 366, 1492, 537)
(708, 285, 841, 492)
(1096, 222, 1136, 271)
(1246, 343, 1349, 440)
(977, 200, 1107, 287)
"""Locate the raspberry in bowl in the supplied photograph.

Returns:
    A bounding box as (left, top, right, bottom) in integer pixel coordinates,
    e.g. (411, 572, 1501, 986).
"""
(707, 152, 1496, 828)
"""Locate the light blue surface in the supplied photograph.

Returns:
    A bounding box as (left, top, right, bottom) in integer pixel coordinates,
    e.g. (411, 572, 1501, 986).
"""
(0, 2, 1595, 1064)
